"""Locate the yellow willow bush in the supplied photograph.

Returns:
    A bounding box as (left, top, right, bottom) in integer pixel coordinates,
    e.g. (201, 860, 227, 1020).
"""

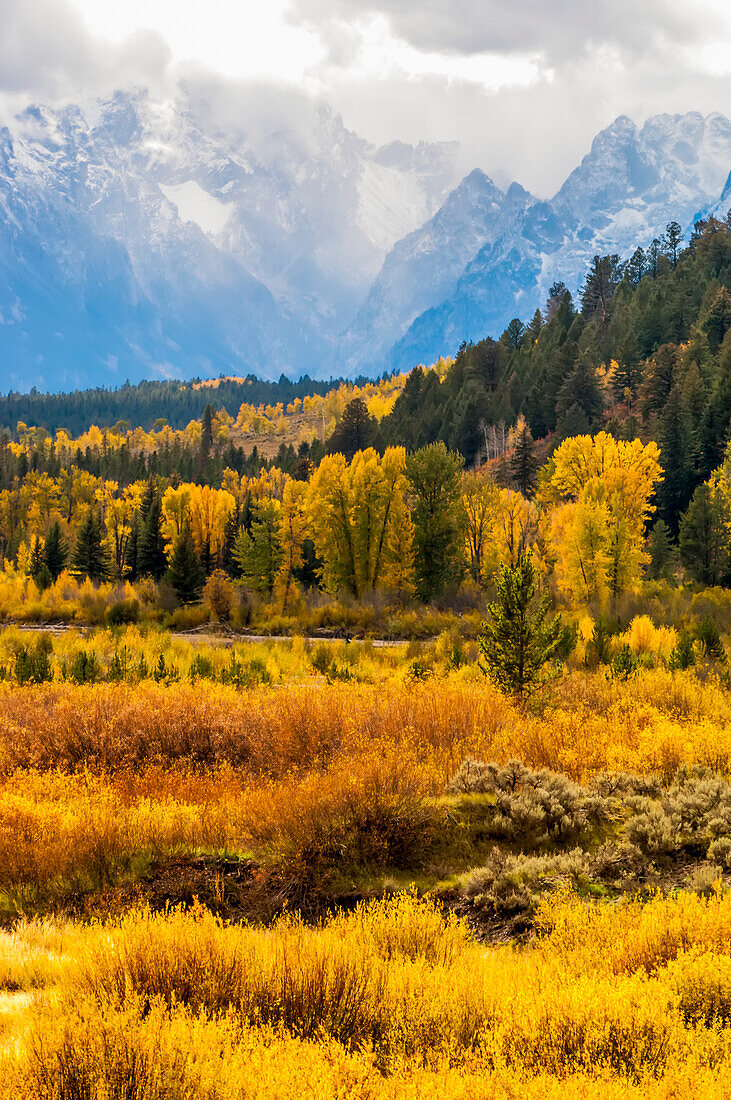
(6, 892, 731, 1095)
(237, 752, 438, 886)
(3, 676, 731, 784)
(0, 680, 516, 780)
(619, 615, 679, 663)
(0, 772, 239, 903)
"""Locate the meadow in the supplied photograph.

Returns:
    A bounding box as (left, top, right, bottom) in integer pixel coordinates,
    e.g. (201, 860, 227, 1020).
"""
(1, 622, 731, 1093)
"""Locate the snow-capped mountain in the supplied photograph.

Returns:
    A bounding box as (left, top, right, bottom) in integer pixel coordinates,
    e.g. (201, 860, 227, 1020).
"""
(0, 89, 458, 390)
(0, 97, 729, 392)
(341, 170, 533, 374)
(378, 111, 731, 373)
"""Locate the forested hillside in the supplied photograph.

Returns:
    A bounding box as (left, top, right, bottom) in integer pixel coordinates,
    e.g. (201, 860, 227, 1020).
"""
(379, 214, 731, 533)
(1, 213, 730, 625)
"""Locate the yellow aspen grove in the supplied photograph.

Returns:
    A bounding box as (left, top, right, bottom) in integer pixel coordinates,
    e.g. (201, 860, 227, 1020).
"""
(307, 448, 413, 598)
(461, 471, 499, 584)
(57, 467, 97, 523)
(381, 483, 416, 597)
(221, 468, 244, 505)
(351, 447, 411, 592)
(375, 447, 414, 592)
(161, 485, 192, 550)
(548, 432, 663, 608)
(307, 452, 358, 595)
(187, 485, 237, 568)
(275, 479, 308, 611)
(493, 487, 540, 569)
(25, 472, 60, 528)
(104, 485, 144, 578)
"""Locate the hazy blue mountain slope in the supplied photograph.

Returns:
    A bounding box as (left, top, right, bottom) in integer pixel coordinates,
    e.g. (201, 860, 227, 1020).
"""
(0, 97, 728, 391)
(381, 112, 731, 372)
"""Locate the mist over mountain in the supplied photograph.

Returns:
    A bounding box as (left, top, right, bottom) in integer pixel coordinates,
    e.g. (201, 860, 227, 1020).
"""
(0, 93, 728, 393)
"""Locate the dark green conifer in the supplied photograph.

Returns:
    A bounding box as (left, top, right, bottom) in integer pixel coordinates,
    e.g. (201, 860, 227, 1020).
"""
(510, 421, 539, 497)
(478, 551, 566, 698)
(72, 509, 108, 582)
(137, 494, 167, 580)
(44, 520, 68, 581)
(167, 527, 205, 604)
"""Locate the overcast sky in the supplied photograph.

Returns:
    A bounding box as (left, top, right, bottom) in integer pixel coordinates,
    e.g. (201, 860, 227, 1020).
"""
(3, 0, 731, 195)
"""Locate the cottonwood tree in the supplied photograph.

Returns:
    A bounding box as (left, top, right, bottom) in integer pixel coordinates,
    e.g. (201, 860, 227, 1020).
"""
(548, 432, 663, 610)
(307, 448, 413, 598)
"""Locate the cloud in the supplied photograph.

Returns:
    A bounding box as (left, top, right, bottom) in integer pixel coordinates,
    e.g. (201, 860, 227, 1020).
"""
(1, 0, 729, 200)
(288, 0, 723, 64)
(0, 0, 171, 99)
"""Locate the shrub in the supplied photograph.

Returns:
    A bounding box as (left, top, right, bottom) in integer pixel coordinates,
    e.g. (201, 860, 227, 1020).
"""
(245, 754, 436, 888)
(202, 570, 237, 623)
(14, 646, 53, 685)
(106, 598, 140, 626)
(708, 836, 731, 870)
(696, 617, 726, 662)
(65, 650, 101, 685)
(464, 848, 591, 918)
(610, 643, 638, 681)
(448, 759, 608, 847)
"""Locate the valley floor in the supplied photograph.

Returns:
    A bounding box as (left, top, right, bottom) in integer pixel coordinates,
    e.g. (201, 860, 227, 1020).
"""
(3, 631, 731, 1095)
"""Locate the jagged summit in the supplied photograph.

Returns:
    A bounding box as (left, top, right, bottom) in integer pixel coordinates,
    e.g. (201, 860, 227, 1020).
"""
(0, 99, 728, 391)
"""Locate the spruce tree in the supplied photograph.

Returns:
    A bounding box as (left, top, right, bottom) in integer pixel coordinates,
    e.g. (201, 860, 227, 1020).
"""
(72, 509, 108, 582)
(44, 520, 67, 581)
(167, 527, 205, 604)
(478, 551, 565, 698)
(510, 421, 539, 497)
(29, 536, 44, 580)
(663, 221, 683, 268)
(657, 385, 692, 535)
(326, 398, 376, 461)
(136, 494, 167, 580)
(679, 482, 731, 585)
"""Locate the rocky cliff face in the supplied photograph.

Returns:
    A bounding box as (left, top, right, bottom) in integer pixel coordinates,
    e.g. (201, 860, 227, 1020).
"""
(0, 96, 728, 392)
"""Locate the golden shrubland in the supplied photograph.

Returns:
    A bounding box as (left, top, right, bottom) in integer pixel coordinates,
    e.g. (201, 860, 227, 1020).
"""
(5, 891, 731, 1095)
(2, 634, 731, 1093)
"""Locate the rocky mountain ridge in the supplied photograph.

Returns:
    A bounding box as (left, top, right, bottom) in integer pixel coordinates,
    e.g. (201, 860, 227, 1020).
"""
(0, 95, 728, 391)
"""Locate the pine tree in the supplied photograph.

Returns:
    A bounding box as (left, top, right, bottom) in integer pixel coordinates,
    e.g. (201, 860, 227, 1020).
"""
(29, 536, 44, 580)
(510, 420, 539, 497)
(44, 520, 67, 582)
(221, 506, 241, 577)
(502, 318, 525, 349)
(646, 520, 675, 580)
(626, 247, 647, 285)
(663, 221, 683, 268)
(679, 481, 731, 585)
(136, 493, 167, 579)
(556, 354, 603, 425)
(326, 398, 376, 461)
(657, 385, 692, 536)
(72, 509, 108, 582)
(478, 550, 565, 698)
(167, 527, 205, 605)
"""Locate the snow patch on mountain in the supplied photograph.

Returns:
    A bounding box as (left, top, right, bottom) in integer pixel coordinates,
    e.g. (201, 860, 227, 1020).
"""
(356, 161, 431, 252)
(158, 181, 232, 237)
